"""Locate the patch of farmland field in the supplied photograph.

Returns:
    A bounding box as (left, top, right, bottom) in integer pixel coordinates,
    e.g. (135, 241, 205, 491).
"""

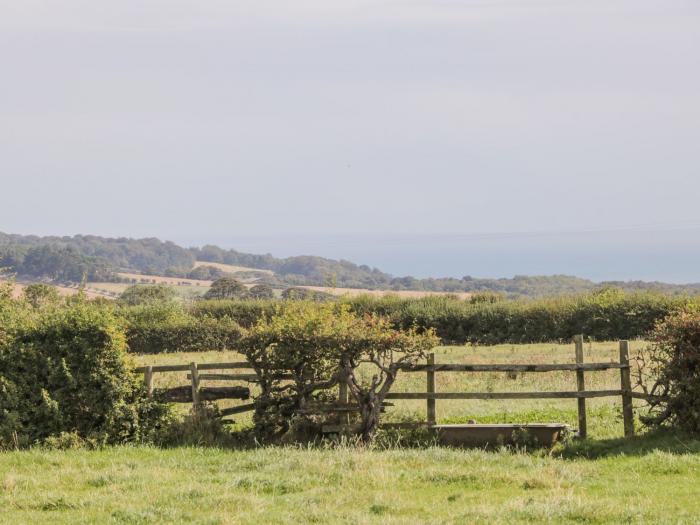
(193, 260, 275, 275)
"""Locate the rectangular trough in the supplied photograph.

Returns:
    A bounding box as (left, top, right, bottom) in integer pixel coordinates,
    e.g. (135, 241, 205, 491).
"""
(433, 423, 570, 448)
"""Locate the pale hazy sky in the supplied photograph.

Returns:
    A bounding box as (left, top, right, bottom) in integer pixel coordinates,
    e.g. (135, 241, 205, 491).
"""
(1, 1, 699, 279)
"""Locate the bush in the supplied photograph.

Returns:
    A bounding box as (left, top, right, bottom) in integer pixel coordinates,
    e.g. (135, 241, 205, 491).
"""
(0, 304, 170, 448)
(636, 307, 700, 434)
(238, 302, 438, 443)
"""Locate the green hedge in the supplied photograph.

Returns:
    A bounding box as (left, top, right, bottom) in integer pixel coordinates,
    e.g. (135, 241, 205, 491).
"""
(125, 315, 242, 354)
(187, 292, 691, 344)
(0, 304, 168, 447)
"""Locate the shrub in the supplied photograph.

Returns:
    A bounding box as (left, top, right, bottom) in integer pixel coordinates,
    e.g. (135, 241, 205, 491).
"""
(238, 302, 438, 443)
(0, 304, 170, 448)
(23, 283, 61, 308)
(635, 307, 700, 433)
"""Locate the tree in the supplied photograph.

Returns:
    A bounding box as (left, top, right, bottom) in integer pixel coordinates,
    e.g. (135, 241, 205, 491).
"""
(203, 278, 249, 300)
(187, 265, 226, 281)
(118, 284, 178, 306)
(281, 287, 333, 302)
(337, 317, 438, 441)
(238, 303, 438, 443)
(248, 284, 274, 300)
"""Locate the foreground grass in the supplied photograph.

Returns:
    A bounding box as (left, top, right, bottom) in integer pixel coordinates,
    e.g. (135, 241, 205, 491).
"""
(2, 433, 700, 524)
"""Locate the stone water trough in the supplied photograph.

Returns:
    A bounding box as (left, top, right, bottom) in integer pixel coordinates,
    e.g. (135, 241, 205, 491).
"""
(433, 423, 570, 448)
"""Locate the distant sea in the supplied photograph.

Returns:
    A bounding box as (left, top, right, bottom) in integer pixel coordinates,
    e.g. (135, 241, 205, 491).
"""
(180, 229, 700, 284)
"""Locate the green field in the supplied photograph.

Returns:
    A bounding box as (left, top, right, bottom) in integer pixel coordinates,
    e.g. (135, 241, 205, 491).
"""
(3, 341, 700, 524)
(2, 436, 700, 524)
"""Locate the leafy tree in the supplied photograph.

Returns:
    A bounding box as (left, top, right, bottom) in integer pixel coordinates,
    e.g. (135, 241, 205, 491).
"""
(281, 287, 333, 302)
(249, 284, 274, 300)
(187, 265, 226, 281)
(204, 278, 249, 300)
(238, 303, 438, 443)
(118, 284, 179, 306)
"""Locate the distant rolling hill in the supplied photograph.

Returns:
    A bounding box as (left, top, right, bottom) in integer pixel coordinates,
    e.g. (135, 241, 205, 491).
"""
(3, 231, 700, 298)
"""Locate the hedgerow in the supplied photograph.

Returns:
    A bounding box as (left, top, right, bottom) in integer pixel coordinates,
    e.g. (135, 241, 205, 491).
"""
(0, 303, 170, 448)
(187, 291, 690, 345)
(636, 307, 700, 434)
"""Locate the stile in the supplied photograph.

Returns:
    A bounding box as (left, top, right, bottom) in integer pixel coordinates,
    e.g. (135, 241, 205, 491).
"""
(426, 353, 436, 426)
(574, 334, 587, 438)
(619, 340, 635, 437)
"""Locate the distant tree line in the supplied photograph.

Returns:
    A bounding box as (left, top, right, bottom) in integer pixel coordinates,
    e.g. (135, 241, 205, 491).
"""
(4, 231, 700, 297)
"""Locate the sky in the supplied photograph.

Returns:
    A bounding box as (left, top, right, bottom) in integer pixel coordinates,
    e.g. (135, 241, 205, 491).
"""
(1, 1, 699, 281)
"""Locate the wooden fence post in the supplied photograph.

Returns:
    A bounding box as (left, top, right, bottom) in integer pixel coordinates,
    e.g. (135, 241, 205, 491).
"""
(190, 362, 200, 411)
(144, 365, 154, 398)
(338, 379, 350, 425)
(574, 335, 587, 438)
(427, 353, 436, 426)
(619, 340, 635, 437)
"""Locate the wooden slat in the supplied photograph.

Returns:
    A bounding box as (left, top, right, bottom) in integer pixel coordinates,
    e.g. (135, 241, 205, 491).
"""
(187, 373, 294, 381)
(296, 404, 390, 414)
(135, 362, 252, 373)
(402, 363, 627, 372)
(218, 403, 256, 417)
(574, 334, 587, 438)
(426, 353, 436, 426)
(138, 361, 628, 374)
(385, 390, 623, 400)
(630, 392, 667, 401)
(189, 373, 259, 381)
(190, 362, 200, 409)
(619, 340, 635, 437)
(161, 385, 250, 403)
(144, 365, 154, 398)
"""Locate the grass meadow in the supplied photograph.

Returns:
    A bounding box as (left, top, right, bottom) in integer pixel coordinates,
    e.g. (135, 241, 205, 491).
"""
(2, 341, 700, 524)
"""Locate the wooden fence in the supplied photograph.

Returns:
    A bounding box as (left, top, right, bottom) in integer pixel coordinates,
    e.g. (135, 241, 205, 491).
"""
(135, 361, 256, 418)
(394, 335, 635, 438)
(136, 335, 637, 437)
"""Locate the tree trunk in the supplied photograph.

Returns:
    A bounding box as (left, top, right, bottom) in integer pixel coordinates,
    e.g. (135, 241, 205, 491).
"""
(359, 391, 382, 442)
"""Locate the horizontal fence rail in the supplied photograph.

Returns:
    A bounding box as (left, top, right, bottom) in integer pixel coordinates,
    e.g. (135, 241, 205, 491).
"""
(385, 390, 624, 400)
(135, 362, 251, 373)
(401, 363, 628, 373)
